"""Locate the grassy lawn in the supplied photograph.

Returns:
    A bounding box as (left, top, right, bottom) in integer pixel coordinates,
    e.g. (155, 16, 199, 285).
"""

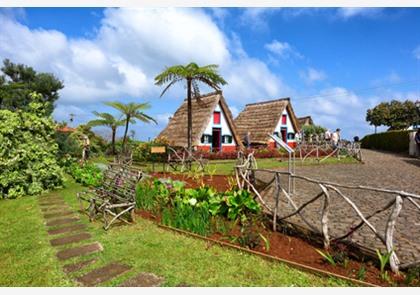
(0, 178, 354, 287)
(131, 156, 359, 175)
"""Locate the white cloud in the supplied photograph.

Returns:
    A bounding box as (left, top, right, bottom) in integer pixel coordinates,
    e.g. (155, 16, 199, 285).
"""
(264, 40, 303, 60)
(0, 8, 296, 141)
(300, 67, 327, 84)
(0, 8, 231, 106)
(413, 46, 420, 60)
(156, 113, 172, 126)
(336, 8, 384, 19)
(239, 8, 280, 31)
(371, 71, 401, 86)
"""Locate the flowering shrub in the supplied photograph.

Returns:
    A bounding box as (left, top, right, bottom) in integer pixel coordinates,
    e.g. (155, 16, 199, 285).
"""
(194, 147, 286, 160)
(0, 95, 63, 199)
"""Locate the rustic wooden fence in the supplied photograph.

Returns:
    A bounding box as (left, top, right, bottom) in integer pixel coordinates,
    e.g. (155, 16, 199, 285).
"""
(295, 141, 363, 163)
(235, 157, 420, 273)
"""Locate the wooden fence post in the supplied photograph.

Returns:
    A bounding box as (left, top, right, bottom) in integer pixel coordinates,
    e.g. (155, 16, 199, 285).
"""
(273, 173, 280, 232)
(386, 195, 403, 273)
(319, 184, 330, 249)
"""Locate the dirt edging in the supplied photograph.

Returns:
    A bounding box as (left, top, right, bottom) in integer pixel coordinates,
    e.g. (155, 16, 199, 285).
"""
(157, 224, 379, 287)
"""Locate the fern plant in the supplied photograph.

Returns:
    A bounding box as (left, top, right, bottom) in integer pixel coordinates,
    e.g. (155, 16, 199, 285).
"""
(376, 249, 393, 281)
(315, 249, 336, 266)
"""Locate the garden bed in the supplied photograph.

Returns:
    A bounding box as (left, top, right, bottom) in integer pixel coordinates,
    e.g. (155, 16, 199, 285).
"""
(134, 174, 416, 287)
(136, 208, 405, 287)
(150, 172, 232, 192)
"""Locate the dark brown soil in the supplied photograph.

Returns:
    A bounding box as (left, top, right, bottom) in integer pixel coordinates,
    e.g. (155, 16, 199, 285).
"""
(56, 242, 103, 260)
(76, 262, 131, 286)
(150, 172, 232, 192)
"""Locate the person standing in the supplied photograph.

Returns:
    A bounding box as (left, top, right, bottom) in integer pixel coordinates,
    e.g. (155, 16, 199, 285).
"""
(243, 131, 251, 149)
(331, 128, 341, 149)
(82, 135, 90, 161)
(324, 129, 331, 142)
(415, 129, 420, 155)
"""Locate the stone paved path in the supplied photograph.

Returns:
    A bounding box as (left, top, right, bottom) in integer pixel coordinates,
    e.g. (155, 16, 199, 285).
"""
(257, 149, 420, 266)
(38, 194, 164, 286)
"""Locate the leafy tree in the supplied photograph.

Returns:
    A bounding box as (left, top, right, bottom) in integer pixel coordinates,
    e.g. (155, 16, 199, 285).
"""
(0, 92, 63, 199)
(105, 101, 157, 152)
(87, 111, 126, 155)
(0, 59, 64, 115)
(302, 124, 326, 140)
(366, 100, 418, 131)
(154, 63, 227, 155)
(366, 102, 389, 133)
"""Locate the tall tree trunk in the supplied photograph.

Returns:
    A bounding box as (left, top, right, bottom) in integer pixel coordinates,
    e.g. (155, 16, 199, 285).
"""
(187, 78, 192, 157)
(375, 125, 377, 134)
(111, 126, 116, 155)
(122, 116, 130, 153)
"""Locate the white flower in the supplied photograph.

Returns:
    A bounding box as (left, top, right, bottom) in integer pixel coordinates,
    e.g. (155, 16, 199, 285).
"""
(188, 198, 197, 206)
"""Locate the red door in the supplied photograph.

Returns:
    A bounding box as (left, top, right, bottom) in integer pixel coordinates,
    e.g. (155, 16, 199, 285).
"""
(281, 128, 287, 142)
(212, 128, 221, 152)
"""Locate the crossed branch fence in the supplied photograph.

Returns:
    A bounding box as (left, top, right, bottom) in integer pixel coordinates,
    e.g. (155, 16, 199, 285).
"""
(235, 154, 420, 273)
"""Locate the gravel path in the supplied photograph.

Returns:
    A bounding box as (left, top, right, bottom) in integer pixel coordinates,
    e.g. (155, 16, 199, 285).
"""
(256, 149, 420, 267)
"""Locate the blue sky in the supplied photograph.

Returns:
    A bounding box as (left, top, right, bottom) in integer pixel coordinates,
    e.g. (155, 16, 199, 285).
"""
(1, 7, 420, 141)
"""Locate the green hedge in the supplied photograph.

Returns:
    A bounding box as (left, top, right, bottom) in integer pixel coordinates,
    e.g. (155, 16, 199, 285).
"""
(0, 98, 63, 199)
(361, 130, 411, 153)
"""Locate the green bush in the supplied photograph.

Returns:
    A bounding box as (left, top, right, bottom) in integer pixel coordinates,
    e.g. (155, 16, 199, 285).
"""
(0, 96, 63, 199)
(361, 130, 411, 153)
(67, 163, 103, 187)
(132, 138, 169, 163)
(136, 178, 262, 236)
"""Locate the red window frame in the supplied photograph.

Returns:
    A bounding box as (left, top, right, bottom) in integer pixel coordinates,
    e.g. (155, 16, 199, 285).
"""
(281, 114, 287, 125)
(213, 111, 221, 124)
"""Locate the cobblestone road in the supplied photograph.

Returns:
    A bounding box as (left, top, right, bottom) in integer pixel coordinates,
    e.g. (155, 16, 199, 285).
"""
(256, 149, 420, 266)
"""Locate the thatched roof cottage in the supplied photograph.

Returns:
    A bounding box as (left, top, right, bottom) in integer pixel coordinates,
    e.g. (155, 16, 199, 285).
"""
(234, 98, 301, 148)
(157, 91, 243, 152)
(298, 116, 314, 127)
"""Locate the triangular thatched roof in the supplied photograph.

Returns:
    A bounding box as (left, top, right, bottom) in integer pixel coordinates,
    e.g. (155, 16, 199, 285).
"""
(234, 98, 300, 144)
(156, 91, 243, 148)
(298, 116, 314, 127)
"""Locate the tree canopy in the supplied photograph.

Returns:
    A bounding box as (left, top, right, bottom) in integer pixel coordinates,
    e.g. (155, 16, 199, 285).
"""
(154, 62, 227, 154)
(105, 101, 156, 152)
(366, 100, 418, 131)
(0, 59, 63, 115)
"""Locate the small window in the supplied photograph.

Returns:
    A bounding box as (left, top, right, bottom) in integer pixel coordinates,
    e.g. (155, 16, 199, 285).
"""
(213, 112, 221, 124)
(222, 135, 232, 144)
(281, 114, 287, 125)
(287, 133, 295, 140)
(201, 134, 212, 144)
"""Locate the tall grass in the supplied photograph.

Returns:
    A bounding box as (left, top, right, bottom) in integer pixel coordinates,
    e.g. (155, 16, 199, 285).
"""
(162, 202, 211, 236)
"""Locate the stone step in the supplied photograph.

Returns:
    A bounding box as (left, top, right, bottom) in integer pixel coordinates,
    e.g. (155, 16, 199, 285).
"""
(76, 262, 131, 286)
(48, 223, 87, 235)
(56, 242, 103, 260)
(44, 211, 74, 219)
(119, 273, 164, 287)
(50, 232, 91, 246)
(63, 258, 98, 274)
(46, 217, 80, 227)
(39, 200, 66, 205)
(41, 206, 71, 213)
